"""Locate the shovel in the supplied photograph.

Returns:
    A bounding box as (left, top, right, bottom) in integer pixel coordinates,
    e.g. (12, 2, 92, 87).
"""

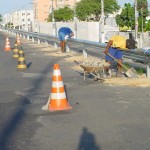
(107, 53, 138, 78)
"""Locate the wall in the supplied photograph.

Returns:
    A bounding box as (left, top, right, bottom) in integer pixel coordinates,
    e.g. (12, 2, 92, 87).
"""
(33, 21, 119, 42)
(32, 21, 150, 47)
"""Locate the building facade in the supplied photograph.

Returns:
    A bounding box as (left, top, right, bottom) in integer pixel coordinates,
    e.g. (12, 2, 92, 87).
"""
(34, 0, 81, 22)
(3, 10, 34, 31)
(34, 0, 50, 22)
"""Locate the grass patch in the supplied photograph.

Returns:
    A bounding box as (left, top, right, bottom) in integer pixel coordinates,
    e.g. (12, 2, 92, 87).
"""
(124, 63, 145, 74)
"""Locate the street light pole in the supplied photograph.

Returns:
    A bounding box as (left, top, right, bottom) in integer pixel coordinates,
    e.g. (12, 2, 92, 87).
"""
(52, 0, 56, 36)
(25, 6, 28, 31)
(135, 0, 138, 42)
(141, 8, 143, 47)
(99, 0, 105, 43)
(74, 0, 77, 38)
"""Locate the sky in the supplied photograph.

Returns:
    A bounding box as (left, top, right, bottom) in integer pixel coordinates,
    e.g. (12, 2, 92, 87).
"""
(0, 0, 150, 15)
(0, 0, 32, 15)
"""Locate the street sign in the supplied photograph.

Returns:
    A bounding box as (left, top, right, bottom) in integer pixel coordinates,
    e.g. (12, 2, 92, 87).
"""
(135, 11, 139, 18)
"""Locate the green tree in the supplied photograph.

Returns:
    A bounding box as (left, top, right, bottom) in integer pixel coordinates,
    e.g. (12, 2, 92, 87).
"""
(137, 0, 149, 31)
(76, 0, 120, 21)
(5, 22, 13, 28)
(116, 3, 134, 30)
(145, 20, 150, 31)
(47, 6, 74, 22)
(0, 14, 2, 22)
(116, 0, 149, 31)
(76, 0, 100, 21)
(47, 0, 119, 22)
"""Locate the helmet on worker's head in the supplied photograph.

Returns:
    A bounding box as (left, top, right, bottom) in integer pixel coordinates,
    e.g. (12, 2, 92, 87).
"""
(126, 39, 136, 49)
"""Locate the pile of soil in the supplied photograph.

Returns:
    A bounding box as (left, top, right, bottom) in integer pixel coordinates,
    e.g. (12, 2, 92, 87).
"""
(104, 76, 150, 87)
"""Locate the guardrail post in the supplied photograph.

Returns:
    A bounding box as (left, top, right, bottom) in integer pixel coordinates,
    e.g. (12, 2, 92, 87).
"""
(54, 42, 58, 50)
(27, 35, 30, 41)
(66, 44, 70, 53)
(21, 34, 23, 38)
(38, 39, 41, 44)
(32, 37, 34, 42)
(83, 49, 87, 58)
(11, 31, 14, 36)
(82, 44, 87, 58)
(45, 40, 48, 45)
(146, 57, 150, 79)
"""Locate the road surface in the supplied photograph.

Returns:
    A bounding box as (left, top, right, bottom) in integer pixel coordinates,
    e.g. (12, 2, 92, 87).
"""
(0, 31, 150, 150)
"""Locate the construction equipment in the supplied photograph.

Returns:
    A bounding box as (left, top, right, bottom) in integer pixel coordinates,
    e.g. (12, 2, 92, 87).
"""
(107, 53, 138, 78)
(74, 60, 106, 81)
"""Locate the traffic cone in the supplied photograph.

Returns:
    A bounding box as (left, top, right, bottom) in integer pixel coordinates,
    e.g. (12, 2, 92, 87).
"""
(17, 47, 27, 69)
(16, 34, 21, 45)
(47, 64, 72, 111)
(4, 37, 11, 51)
(12, 41, 19, 58)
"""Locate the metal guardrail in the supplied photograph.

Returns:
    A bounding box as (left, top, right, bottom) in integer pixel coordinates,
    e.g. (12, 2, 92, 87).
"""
(2, 28, 150, 79)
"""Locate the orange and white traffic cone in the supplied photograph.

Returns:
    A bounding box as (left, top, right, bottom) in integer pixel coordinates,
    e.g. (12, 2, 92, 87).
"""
(4, 37, 11, 51)
(16, 34, 21, 45)
(43, 64, 72, 111)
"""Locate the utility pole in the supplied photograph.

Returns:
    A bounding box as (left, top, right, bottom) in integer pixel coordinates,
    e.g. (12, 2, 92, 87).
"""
(74, 0, 77, 38)
(16, 11, 21, 30)
(135, 0, 138, 42)
(30, 2, 40, 32)
(99, 0, 105, 43)
(25, 6, 28, 31)
(141, 8, 143, 47)
(51, 0, 56, 36)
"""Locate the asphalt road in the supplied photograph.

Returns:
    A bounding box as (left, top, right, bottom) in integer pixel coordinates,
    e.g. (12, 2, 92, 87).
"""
(0, 31, 150, 150)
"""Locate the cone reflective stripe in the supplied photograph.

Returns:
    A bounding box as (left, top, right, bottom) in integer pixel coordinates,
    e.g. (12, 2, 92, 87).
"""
(18, 49, 24, 57)
(17, 49, 27, 69)
(16, 34, 21, 45)
(13, 42, 19, 58)
(48, 64, 72, 111)
(4, 37, 11, 51)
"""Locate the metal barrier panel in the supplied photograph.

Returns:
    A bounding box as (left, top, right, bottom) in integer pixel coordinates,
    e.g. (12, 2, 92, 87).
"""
(1, 28, 150, 79)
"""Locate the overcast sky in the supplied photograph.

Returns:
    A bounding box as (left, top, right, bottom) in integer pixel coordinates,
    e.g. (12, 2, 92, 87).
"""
(0, 0, 150, 15)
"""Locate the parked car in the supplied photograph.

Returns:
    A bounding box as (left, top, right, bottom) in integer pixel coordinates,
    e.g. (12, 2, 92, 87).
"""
(141, 47, 150, 54)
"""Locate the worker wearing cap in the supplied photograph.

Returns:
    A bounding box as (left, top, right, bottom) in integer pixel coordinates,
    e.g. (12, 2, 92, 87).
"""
(58, 27, 74, 53)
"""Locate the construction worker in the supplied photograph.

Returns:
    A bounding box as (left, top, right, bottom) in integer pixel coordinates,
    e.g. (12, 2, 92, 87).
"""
(58, 27, 74, 53)
(104, 35, 136, 77)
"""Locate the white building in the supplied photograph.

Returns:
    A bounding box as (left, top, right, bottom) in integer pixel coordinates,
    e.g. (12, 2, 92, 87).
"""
(2, 9, 34, 31)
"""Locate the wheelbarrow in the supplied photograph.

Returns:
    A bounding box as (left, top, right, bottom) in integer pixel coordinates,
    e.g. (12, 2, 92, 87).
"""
(74, 60, 106, 81)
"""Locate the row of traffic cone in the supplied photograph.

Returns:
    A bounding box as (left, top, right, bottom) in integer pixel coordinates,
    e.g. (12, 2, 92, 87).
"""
(5, 35, 27, 69)
(5, 35, 72, 112)
(4, 34, 21, 51)
(13, 42, 27, 69)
